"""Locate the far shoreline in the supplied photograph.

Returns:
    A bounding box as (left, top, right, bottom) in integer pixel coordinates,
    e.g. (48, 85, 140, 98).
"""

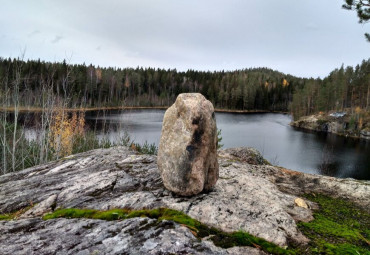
(0, 106, 289, 115)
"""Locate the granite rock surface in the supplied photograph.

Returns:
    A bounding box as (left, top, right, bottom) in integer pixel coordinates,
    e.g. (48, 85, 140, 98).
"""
(0, 146, 369, 254)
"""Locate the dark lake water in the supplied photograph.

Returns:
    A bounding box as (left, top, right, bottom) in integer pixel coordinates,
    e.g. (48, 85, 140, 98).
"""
(85, 109, 370, 180)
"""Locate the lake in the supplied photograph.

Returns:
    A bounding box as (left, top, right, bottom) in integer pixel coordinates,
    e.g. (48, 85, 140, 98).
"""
(85, 109, 370, 180)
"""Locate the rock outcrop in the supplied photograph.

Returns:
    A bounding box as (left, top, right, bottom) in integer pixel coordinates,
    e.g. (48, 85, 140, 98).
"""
(291, 115, 345, 133)
(0, 146, 369, 254)
(219, 147, 269, 165)
(360, 128, 370, 139)
(291, 112, 370, 140)
(0, 217, 264, 255)
(158, 93, 219, 196)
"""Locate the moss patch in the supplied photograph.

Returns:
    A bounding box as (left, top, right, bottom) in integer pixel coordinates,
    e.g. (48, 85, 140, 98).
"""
(39, 194, 370, 254)
(298, 194, 370, 254)
(0, 214, 14, 220)
(43, 207, 292, 255)
(0, 205, 34, 221)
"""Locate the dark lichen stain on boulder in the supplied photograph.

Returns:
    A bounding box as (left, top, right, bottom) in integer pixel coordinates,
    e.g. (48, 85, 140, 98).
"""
(186, 145, 196, 155)
(192, 117, 201, 125)
(191, 116, 204, 143)
(192, 128, 204, 144)
(175, 160, 191, 191)
(185, 117, 204, 163)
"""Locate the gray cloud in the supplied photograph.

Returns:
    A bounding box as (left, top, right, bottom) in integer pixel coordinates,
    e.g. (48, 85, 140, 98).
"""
(0, 0, 369, 78)
(305, 22, 319, 31)
(51, 35, 63, 44)
(28, 30, 40, 37)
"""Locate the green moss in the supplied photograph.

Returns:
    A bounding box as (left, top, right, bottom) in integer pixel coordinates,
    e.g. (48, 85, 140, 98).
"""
(0, 214, 13, 220)
(8, 194, 370, 254)
(209, 230, 294, 255)
(42, 197, 370, 255)
(0, 205, 34, 221)
(298, 194, 370, 255)
(43, 208, 129, 220)
(43, 207, 293, 255)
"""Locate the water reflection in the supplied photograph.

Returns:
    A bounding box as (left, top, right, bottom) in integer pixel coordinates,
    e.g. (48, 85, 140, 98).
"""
(317, 145, 339, 177)
(80, 110, 370, 180)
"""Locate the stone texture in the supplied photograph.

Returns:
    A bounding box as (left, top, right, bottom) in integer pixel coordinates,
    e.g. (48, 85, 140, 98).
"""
(0, 146, 369, 254)
(158, 93, 219, 196)
(0, 218, 266, 255)
(219, 147, 268, 165)
(19, 194, 57, 219)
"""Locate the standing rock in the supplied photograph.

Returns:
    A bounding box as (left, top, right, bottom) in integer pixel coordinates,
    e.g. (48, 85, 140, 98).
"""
(158, 93, 219, 196)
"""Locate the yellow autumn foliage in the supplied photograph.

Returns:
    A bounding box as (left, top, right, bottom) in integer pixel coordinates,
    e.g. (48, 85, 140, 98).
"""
(124, 74, 130, 88)
(49, 109, 85, 158)
(95, 68, 102, 81)
(359, 117, 363, 129)
(282, 79, 289, 87)
(355, 106, 361, 115)
(353, 107, 366, 128)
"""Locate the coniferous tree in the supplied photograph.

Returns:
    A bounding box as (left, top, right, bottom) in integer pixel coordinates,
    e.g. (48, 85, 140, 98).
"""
(342, 0, 370, 41)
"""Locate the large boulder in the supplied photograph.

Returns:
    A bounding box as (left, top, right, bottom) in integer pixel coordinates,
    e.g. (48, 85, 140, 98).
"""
(157, 93, 219, 196)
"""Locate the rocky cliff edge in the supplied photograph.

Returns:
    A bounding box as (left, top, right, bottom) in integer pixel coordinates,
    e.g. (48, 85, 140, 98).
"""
(0, 146, 369, 255)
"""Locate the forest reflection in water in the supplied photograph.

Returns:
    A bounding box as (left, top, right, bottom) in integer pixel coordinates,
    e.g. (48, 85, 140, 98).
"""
(84, 109, 370, 180)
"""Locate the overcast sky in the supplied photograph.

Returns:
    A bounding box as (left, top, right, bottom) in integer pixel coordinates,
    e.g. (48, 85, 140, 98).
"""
(0, 0, 369, 78)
